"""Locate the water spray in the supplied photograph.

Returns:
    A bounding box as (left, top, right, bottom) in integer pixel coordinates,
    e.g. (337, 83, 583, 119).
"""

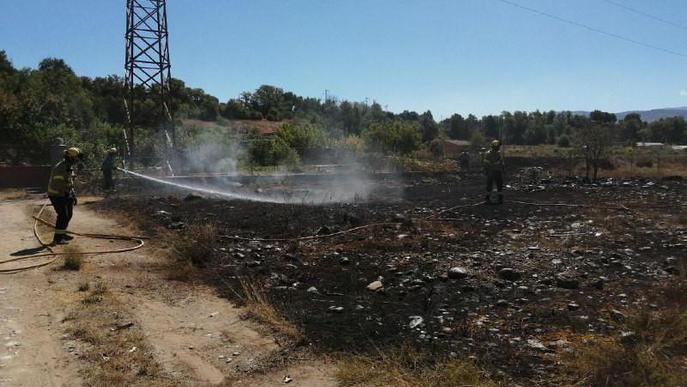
(117, 168, 370, 204)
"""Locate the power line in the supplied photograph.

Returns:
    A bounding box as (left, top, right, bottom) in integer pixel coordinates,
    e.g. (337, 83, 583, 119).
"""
(493, 0, 687, 59)
(601, 0, 687, 31)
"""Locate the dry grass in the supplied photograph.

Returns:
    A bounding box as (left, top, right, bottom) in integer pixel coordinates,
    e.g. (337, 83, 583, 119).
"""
(505, 145, 687, 178)
(66, 281, 172, 387)
(0, 188, 29, 200)
(336, 344, 497, 387)
(240, 278, 302, 341)
(170, 223, 217, 267)
(565, 268, 687, 386)
(165, 260, 195, 282)
(601, 162, 687, 178)
(565, 312, 687, 386)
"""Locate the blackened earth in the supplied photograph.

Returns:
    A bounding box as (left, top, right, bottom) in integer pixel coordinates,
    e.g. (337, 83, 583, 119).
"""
(97, 173, 687, 384)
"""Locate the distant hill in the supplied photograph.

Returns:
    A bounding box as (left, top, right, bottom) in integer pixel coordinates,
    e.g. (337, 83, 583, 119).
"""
(614, 107, 687, 122)
(573, 107, 687, 122)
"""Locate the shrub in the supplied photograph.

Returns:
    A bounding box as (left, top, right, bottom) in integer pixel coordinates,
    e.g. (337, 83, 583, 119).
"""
(362, 120, 421, 155)
(171, 223, 217, 267)
(469, 131, 487, 151)
(276, 122, 327, 159)
(428, 138, 445, 159)
(63, 248, 83, 271)
(557, 134, 571, 148)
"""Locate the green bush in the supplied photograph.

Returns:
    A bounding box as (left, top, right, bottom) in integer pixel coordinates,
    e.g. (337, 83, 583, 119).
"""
(469, 131, 487, 151)
(428, 138, 445, 159)
(276, 122, 327, 159)
(557, 134, 571, 147)
(63, 248, 82, 271)
(362, 120, 421, 155)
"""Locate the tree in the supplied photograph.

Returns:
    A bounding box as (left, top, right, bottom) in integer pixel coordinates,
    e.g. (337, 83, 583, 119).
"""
(398, 110, 420, 121)
(0, 50, 14, 74)
(573, 118, 613, 181)
(469, 131, 487, 151)
(419, 110, 439, 142)
(220, 99, 249, 119)
(482, 115, 501, 139)
(465, 114, 480, 139)
(621, 113, 643, 144)
(523, 121, 547, 145)
(429, 138, 444, 158)
(340, 101, 362, 135)
(362, 120, 420, 155)
(250, 85, 285, 118)
(557, 134, 571, 148)
(647, 117, 687, 144)
(276, 123, 327, 161)
(589, 110, 617, 124)
(446, 113, 469, 140)
(503, 111, 528, 144)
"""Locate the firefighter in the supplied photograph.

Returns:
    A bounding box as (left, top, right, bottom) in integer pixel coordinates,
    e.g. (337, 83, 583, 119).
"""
(102, 147, 118, 190)
(47, 147, 80, 245)
(483, 140, 505, 204)
(458, 151, 470, 172)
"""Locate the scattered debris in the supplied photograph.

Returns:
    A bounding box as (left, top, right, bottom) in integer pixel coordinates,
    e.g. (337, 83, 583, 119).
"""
(366, 280, 383, 291)
(448, 266, 469, 280)
(409, 316, 424, 329)
(103, 174, 687, 385)
(112, 322, 134, 331)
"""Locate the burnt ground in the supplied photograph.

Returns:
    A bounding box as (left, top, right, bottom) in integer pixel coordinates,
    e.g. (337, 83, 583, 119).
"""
(98, 172, 687, 385)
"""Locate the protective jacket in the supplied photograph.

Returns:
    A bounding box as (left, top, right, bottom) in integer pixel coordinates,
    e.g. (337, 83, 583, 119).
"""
(47, 160, 74, 197)
(102, 154, 116, 171)
(483, 149, 504, 173)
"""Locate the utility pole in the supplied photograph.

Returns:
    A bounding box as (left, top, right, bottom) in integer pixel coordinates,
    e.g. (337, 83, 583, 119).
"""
(124, 0, 173, 166)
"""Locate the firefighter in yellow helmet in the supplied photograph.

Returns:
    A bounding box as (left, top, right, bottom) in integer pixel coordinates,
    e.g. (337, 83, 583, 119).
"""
(46, 147, 80, 245)
(483, 140, 505, 204)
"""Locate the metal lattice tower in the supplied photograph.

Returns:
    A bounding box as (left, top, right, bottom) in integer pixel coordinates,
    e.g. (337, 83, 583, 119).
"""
(124, 0, 173, 160)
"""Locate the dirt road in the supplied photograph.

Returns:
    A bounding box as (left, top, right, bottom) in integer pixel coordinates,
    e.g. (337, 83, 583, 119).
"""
(0, 196, 336, 386)
(0, 199, 82, 386)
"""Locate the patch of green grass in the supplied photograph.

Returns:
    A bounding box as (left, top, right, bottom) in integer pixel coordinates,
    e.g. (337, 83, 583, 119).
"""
(63, 247, 83, 271)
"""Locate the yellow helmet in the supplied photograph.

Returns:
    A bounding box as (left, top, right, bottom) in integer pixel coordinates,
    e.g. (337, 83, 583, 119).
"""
(107, 147, 117, 154)
(491, 140, 501, 148)
(64, 147, 81, 158)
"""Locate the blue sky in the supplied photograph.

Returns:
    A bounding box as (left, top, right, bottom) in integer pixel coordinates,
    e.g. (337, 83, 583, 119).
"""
(2, 0, 687, 119)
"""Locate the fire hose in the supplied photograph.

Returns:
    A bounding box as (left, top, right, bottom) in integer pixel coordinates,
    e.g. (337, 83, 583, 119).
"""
(0, 202, 147, 274)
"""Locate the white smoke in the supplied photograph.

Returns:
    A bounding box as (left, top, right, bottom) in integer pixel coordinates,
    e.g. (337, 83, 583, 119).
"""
(132, 126, 399, 204)
(182, 141, 243, 175)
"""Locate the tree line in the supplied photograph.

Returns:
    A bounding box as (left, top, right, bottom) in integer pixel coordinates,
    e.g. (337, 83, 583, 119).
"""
(1, 50, 686, 167)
